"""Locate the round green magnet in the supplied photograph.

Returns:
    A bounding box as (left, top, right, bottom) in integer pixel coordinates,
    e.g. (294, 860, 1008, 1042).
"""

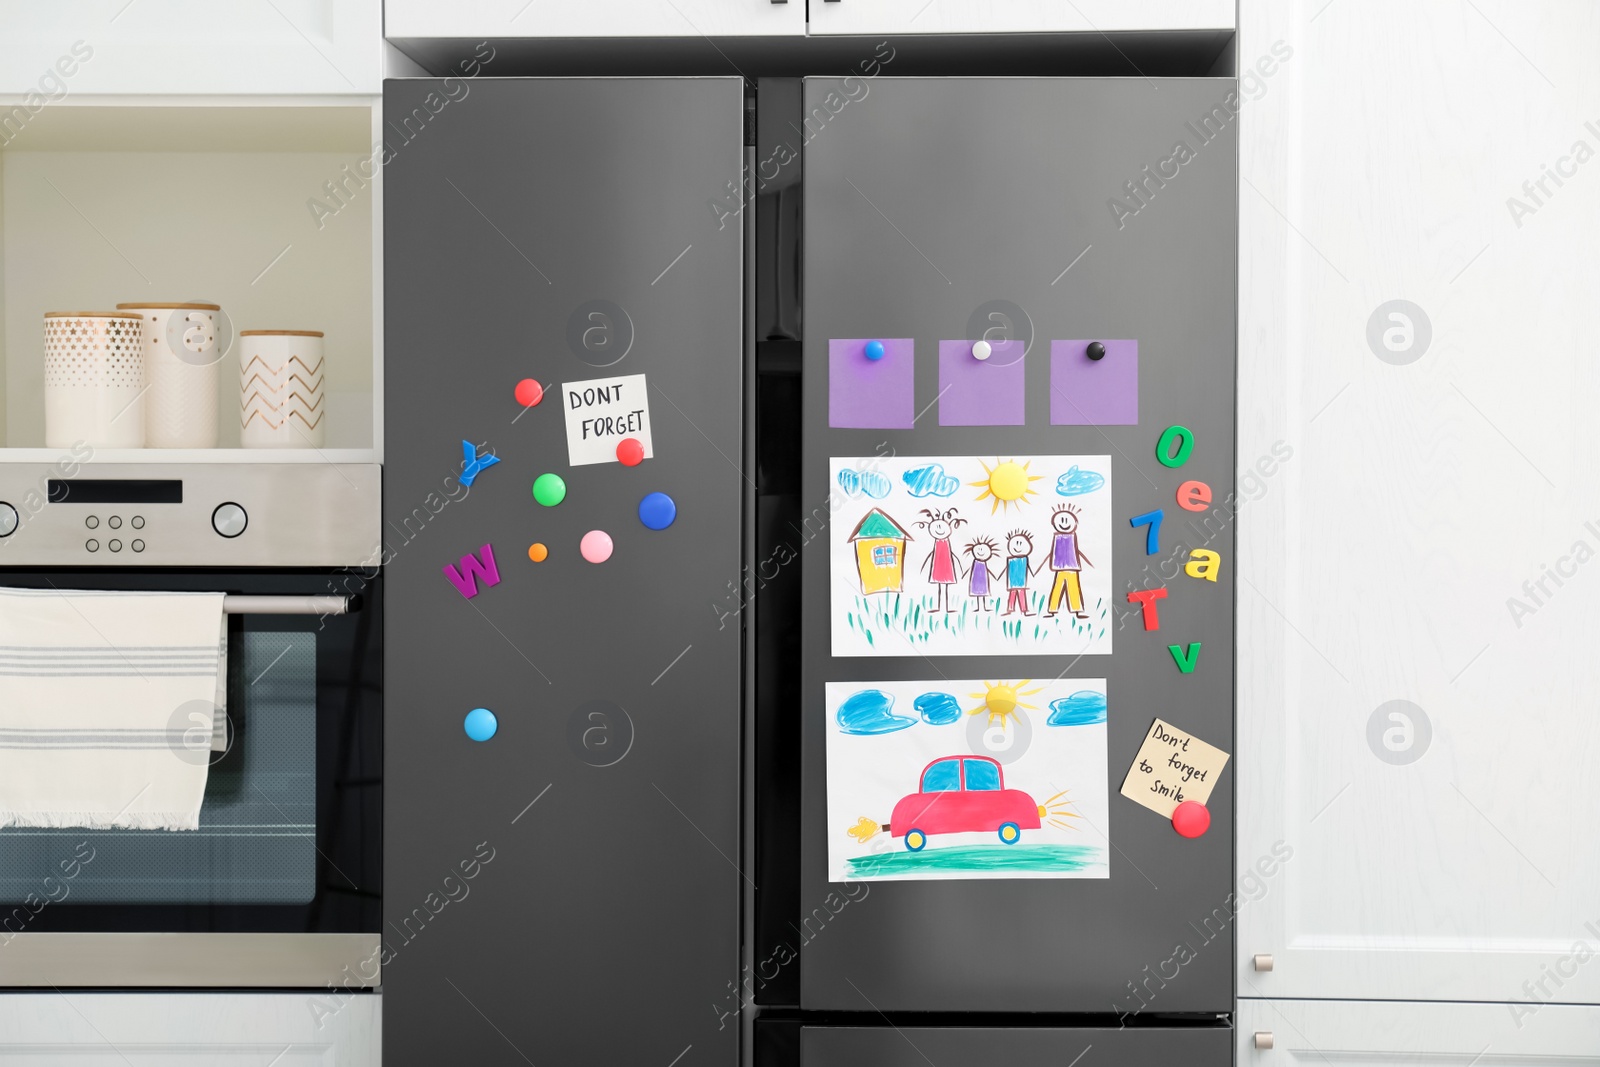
(532, 473, 567, 507)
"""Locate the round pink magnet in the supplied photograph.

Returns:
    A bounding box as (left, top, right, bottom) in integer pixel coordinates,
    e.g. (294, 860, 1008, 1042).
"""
(579, 530, 613, 564)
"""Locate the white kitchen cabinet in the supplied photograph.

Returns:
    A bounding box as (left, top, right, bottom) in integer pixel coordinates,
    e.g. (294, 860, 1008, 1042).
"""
(0, 992, 379, 1064)
(806, 0, 1232, 36)
(385, 0, 804, 40)
(0, 98, 383, 463)
(0, 0, 382, 95)
(1237, 1000, 1600, 1062)
(1238, 0, 1600, 1004)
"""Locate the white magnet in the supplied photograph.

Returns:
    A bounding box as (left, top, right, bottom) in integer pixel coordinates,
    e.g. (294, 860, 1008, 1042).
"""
(972, 340, 992, 361)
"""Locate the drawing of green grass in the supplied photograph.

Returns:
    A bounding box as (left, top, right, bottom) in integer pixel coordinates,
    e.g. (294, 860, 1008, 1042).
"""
(846, 843, 1105, 878)
(849, 590, 1108, 651)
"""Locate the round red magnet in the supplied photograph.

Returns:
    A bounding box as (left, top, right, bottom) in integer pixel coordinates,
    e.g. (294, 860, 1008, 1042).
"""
(616, 437, 645, 466)
(514, 379, 543, 408)
(1172, 800, 1210, 838)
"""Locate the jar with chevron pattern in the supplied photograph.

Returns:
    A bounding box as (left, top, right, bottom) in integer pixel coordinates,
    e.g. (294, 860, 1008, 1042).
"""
(238, 330, 325, 448)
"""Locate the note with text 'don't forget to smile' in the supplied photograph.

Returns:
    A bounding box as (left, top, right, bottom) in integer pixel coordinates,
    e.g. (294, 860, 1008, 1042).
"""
(1119, 717, 1229, 818)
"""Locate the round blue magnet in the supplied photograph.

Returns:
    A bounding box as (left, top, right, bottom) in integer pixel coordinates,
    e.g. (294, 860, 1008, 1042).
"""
(464, 707, 498, 742)
(638, 492, 677, 531)
(863, 340, 886, 361)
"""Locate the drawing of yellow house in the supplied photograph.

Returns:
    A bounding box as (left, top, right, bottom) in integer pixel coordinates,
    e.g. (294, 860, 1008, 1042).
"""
(848, 508, 913, 595)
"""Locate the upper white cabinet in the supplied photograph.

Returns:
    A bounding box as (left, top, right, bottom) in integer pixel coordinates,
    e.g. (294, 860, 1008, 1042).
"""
(1238, 0, 1600, 1003)
(0, 0, 382, 95)
(385, 0, 804, 39)
(807, 0, 1233, 36)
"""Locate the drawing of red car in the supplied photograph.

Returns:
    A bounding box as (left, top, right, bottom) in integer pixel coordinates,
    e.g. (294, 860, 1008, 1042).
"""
(888, 755, 1043, 851)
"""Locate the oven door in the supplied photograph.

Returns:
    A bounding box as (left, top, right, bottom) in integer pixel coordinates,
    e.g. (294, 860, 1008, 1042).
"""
(0, 569, 380, 988)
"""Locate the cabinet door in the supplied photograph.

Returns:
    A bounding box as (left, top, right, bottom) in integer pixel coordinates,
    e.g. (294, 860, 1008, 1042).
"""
(383, 78, 745, 1066)
(1237, 0, 1600, 1001)
(807, 0, 1231, 36)
(0, 993, 379, 1064)
(0, 0, 381, 94)
(1237, 1000, 1600, 1062)
(385, 0, 803, 39)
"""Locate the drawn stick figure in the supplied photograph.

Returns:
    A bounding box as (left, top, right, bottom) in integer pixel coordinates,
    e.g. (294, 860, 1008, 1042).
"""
(1041, 504, 1092, 620)
(1002, 529, 1036, 616)
(915, 507, 967, 613)
(964, 536, 1000, 613)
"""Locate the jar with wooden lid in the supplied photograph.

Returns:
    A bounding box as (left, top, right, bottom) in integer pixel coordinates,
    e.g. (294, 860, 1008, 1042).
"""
(117, 302, 226, 448)
(43, 311, 144, 448)
(239, 330, 325, 448)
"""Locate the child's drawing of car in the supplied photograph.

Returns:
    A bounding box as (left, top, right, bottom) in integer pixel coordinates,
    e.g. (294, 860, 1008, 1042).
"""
(889, 755, 1043, 851)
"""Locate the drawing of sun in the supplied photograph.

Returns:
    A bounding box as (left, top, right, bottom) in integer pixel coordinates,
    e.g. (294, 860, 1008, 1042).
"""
(970, 459, 1042, 514)
(966, 680, 1043, 727)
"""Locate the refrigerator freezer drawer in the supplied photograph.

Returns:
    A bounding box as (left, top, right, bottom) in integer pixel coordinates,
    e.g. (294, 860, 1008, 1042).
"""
(798, 1024, 1232, 1067)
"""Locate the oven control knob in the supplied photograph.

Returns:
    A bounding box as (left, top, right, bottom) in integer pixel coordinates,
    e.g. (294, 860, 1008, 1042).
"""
(0, 502, 17, 538)
(212, 502, 248, 539)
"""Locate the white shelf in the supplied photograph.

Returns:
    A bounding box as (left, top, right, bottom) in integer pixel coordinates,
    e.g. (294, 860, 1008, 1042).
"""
(1, 448, 378, 465)
(0, 97, 383, 464)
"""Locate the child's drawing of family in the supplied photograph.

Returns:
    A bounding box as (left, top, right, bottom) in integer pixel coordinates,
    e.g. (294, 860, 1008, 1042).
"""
(910, 504, 1093, 619)
(835, 455, 1111, 656)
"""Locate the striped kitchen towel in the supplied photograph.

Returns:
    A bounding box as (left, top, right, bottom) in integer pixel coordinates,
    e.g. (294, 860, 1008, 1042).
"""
(0, 588, 228, 831)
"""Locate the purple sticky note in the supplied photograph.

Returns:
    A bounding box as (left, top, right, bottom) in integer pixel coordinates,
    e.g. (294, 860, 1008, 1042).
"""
(830, 338, 915, 429)
(1051, 339, 1139, 425)
(938, 340, 1025, 426)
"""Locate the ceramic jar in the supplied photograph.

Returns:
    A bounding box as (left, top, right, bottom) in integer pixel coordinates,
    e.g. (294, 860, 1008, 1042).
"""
(238, 330, 325, 448)
(117, 302, 224, 448)
(43, 311, 145, 448)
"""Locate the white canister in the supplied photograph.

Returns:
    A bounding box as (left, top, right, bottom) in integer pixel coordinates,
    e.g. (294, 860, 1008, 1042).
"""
(117, 302, 224, 448)
(239, 331, 326, 448)
(43, 311, 145, 449)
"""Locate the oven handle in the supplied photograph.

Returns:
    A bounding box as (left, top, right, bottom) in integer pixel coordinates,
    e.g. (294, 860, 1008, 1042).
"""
(223, 595, 353, 616)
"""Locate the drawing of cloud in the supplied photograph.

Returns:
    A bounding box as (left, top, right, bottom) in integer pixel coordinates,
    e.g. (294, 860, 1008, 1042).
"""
(1055, 465, 1106, 497)
(837, 690, 917, 735)
(914, 692, 963, 725)
(903, 463, 960, 498)
(837, 468, 892, 499)
(1046, 690, 1107, 726)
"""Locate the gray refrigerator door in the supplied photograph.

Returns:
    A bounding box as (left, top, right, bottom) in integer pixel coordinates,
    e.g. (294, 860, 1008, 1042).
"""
(383, 78, 744, 1064)
(800, 78, 1238, 1014)
(801, 1025, 1232, 1066)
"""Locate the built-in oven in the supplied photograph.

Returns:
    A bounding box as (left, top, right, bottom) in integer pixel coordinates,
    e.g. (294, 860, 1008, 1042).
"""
(0, 464, 381, 988)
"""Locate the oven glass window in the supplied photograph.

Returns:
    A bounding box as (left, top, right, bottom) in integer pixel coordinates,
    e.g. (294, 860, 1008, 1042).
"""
(0, 632, 316, 904)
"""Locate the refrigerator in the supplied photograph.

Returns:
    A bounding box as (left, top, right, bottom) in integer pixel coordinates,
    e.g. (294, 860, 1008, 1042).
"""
(384, 74, 1236, 1065)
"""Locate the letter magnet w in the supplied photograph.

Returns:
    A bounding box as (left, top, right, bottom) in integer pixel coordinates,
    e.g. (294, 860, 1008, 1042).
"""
(443, 544, 501, 599)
